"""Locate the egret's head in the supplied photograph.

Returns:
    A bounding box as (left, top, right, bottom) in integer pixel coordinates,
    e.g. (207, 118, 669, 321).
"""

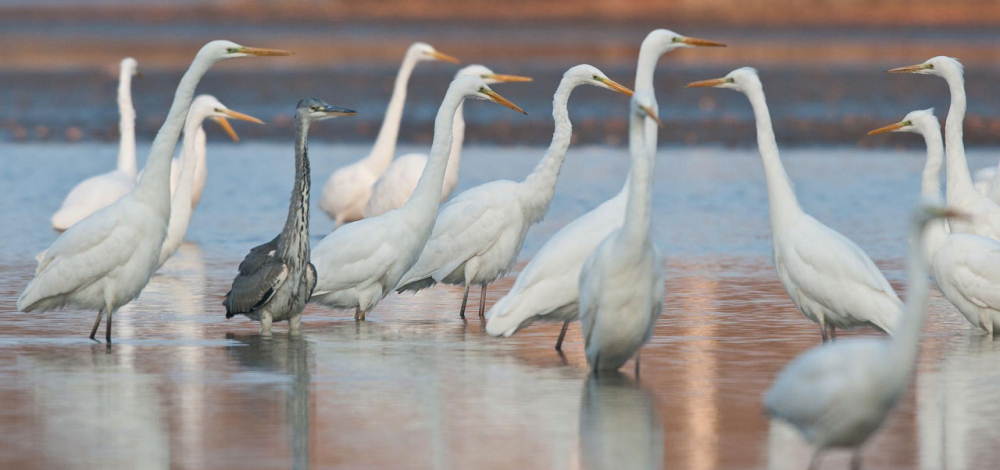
(188, 95, 264, 143)
(643, 29, 726, 55)
(564, 64, 633, 96)
(887, 56, 963, 78)
(197, 40, 292, 62)
(867, 108, 938, 137)
(456, 64, 532, 85)
(685, 67, 761, 94)
(409, 42, 461, 64)
(631, 91, 663, 128)
(453, 75, 526, 115)
(296, 98, 357, 123)
(120, 57, 141, 79)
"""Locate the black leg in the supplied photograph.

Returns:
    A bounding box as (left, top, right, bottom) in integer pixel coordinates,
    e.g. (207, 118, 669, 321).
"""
(459, 285, 470, 319)
(89, 310, 104, 341)
(554, 321, 569, 351)
(478, 285, 487, 319)
(105, 309, 113, 343)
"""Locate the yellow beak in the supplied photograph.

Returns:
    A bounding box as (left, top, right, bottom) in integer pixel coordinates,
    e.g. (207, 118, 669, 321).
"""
(597, 77, 634, 96)
(239, 47, 294, 57)
(484, 90, 526, 115)
(485, 73, 533, 83)
(641, 105, 663, 128)
(213, 109, 265, 142)
(431, 51, 461, 64)
(866, 122, 906, 135)
(886, 63, 929, 74)
(686, 78, 728, 88)
(681, 36, 727, 47)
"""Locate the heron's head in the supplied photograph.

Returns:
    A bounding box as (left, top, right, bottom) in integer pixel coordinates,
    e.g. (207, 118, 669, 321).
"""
(631, 91, 663, 128)
(686, 67, 761, 94)
(196, 40, 292, 63)
(887, 56, 963, 78)
(643, 29, 726, 56)
(409, 42, 461, 64)
(456, 64, 532, 85)
(120, 57, 141, 79)
(187, 95, 264, 143)
(564, 64, 633, 96)
(453, 75, 526, 115)
(867, 108, 938, 137)
(296, 98, 358, 122)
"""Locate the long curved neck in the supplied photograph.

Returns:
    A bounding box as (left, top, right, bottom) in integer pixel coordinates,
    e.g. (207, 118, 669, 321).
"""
(942, 70, 976, 201)
(192, 126, 208, 207)
(116, 67, 137, 177)
(132, 54, 215, 218)
(158, 116, 202, 266)
(918, 124, 949, 260)
(444, 101, 466, 185)
(745, 85, 802, 232)
(517, 78, 575, 223)
(889, 218, 931, 377)
(619, 110, 653, 247)
(278, 115, 312, 259)
(623, 38, 665, 198)
(366, 53, 419, 171)
(400, 90, 462, 225)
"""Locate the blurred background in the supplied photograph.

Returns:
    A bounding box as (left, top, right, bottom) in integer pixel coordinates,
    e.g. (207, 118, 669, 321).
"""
(2, 0, 999, 147)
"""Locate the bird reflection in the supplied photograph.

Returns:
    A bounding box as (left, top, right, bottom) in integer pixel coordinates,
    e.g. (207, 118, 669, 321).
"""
(579, 372, 664, 470)
(225, 334, 313, 470)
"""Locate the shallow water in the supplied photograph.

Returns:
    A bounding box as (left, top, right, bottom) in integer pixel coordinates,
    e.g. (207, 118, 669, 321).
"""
(2, 143, 1000, 469)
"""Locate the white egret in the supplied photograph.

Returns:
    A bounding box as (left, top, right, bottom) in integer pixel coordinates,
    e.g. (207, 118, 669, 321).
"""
(579, 91, 663, 374)
(166, 100, 243, 209)
(50, 57, 140, 231)
(485, 29, 724, 350)
(397, 65, 631, 320)
(687, 68, 902, 341)
(310, 75, 525, 321)
(225, 99, 357, 336)
(764, 201, 960, 470)
(888, 57, 1000, 239)
(868, 110, 1000, 335)
(157, 96, 263, 267)
(17, 40, 291, 342)
(319, 42, 460, 227)
(363, 65, 532, 218)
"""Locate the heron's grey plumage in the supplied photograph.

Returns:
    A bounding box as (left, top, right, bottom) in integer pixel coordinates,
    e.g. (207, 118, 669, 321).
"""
(224, 98, 355, 334)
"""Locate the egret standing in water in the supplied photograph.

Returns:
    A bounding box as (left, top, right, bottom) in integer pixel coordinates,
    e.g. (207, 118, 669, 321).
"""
(869, 110, 1000, 335)
(319, 42, 460, 227)
(51, 57, 141, 231)
(364, 65, 532, 218)
(579, 91, 663, 375)
(157, 96, 264, 267)
(17, 40, 291, 342)
(394, 65, 632, 320)
(224, 99, 356, 335)
(310, 76, 525, 321)
(687, 68, 902, 341)
(485, 29, 724, 350)
(764, 201, 962, 470)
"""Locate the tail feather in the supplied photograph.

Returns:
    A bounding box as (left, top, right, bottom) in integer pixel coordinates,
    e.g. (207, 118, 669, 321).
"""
(396, 276, 436, 294)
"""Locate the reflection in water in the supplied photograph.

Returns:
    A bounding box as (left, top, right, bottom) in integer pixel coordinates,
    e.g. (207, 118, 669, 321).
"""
(579, 373, 664, 470)
(675, 274, 721, 470)
(918, 337, 1000, 470)
(225, 335, 313, 470)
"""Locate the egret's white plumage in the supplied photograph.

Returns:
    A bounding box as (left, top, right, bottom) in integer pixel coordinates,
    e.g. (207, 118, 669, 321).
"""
(888, 57, 1000, 239)
(869, 109, 1000, 335)
(18, 41, 290, 342)
(310, 75, 525, 320)
(687, 68, 902, 341)
(395, 65, 632, 319)
(764, 201, 953, 470)
(158, 96, 263, 267)
(485, 29, 724, 348)
(319, 42, 460, 227)
(579, 92, 663, 373)
(51, 57, 140, 231)
(364, 65, 532, 219)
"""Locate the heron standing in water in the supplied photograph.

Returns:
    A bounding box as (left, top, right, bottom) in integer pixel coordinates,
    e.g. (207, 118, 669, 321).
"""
(224, 98, 357, 335)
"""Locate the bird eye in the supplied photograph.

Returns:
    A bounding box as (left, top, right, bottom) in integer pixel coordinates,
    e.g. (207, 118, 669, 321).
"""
(311, 106, 319, 111)
(927, 64, 934, 69)
(479, 87, 486, 93)
(226, 47, 239, 54)
(727, 77, 735, 83)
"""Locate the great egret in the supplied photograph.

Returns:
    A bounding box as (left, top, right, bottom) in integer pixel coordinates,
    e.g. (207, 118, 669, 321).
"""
(363, 65, 532, 218)
(167, 102, 242, 209)
(157, 95, 264, 267)
(17, 40, 291, 342)
(485, 29, 724, 350)
(319, 42, 460, 227)
(687, 67, 902, 341)
(224, 99, 357, 335)
(50, 57, 140, 231)
(869, 110, 1000, 335)
(310, 75, 525, 321)
(397, 65, 631, 320)
(888, 57, 1000, 239)
(579, 91, 664, 374)
(764, 201, 961, 470)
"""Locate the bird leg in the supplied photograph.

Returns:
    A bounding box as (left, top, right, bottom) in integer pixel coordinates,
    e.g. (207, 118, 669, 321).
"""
(981, 312, 994, 336)
(105, 309, 113, 343)
(459, 285, 471, 319)
(260, 311, 273, 336)
(360, 309, 366, 321)
(554, 321, 570, 351)
(478, 285, 487, 319)
(634, 350, 642, 379)
(849, 449, 863, 470)
(830, 325, 837, 341)
(89, 310, 105, 341)
(819, 318, 829, 343)
(289, 314, 302, 335)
